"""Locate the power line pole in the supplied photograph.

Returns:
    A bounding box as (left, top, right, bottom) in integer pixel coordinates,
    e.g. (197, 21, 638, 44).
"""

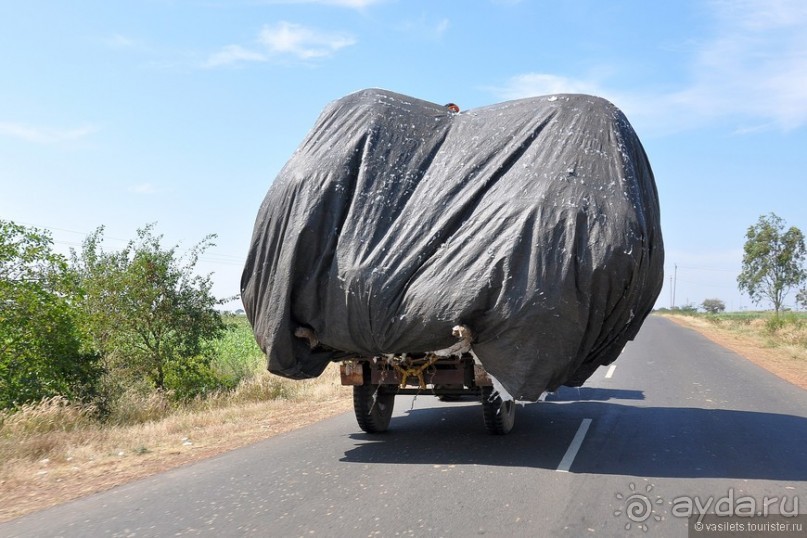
(670, 276, 674, 307)
(672, 263, 678, 309)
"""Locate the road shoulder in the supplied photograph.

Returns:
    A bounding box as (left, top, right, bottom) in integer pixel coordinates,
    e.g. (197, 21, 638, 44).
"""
(662, 314, 807, 390)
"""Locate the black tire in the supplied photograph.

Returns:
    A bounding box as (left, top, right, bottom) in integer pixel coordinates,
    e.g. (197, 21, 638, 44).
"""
(353, 384, 395, 433)
(481, 386, 515, 435)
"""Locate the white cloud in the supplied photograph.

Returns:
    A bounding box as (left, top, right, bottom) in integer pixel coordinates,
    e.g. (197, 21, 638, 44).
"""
(485, 74, 656, 132)
(488, 73, 605, 101)
(204, 44, 267, 68)
(259, 21, 356, 60)
(710, 0, 807, 32)
(671, 0, 807, 131)
(0, 122, 98, 144)
(204, 21, 355, 68)
(490, 0, 807, 134)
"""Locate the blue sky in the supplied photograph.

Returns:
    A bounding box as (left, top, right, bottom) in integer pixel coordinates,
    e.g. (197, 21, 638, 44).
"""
(1, 0, 805, 311)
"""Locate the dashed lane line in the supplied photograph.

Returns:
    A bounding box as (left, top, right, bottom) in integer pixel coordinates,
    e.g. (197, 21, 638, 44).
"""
(556, 418, 592, 473)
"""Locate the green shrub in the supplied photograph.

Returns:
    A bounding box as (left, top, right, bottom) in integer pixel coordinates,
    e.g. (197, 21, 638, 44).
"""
(210, 317, 265, 386)
(765, 312, 803, 334)
(163, 354, 228, 401)
(1, 221, 101, 410)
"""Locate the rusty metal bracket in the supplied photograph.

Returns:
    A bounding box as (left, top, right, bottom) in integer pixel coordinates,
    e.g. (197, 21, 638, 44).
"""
(392, 354, 440, 389)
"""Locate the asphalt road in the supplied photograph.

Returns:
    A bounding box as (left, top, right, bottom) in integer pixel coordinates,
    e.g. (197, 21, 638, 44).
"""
(2, 316, 806, 537)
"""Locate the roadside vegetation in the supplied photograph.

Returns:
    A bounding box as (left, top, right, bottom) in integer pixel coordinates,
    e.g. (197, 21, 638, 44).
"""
(737, 213, 805, 316)
(0, 307, 349, 522)
(0, 220, 349, 521)
(658, 309, 807, 389)
(658, 308, 807, 345)
(658, 212, 806, 388)
(0, 353, 349, 521)
(0, 220, 347, 419)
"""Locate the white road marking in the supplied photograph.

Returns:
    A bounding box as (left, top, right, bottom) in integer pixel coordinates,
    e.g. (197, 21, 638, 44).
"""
(605, 364, 617, 379)
(556, 418, 592, 473)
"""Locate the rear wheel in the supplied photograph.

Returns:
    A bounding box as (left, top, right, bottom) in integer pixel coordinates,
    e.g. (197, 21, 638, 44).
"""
(481, 386, 515, 435)
(353, 384, 395, 433)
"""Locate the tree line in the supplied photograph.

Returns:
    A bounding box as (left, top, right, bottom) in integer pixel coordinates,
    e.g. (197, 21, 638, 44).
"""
(3, 213, 805, 411)
(0, 220, 232, 412)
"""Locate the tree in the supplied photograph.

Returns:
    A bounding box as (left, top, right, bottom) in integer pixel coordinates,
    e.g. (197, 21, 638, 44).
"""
(0, 220, 99, 409)
(798, 288, 807, 310)
(71, 224, 228, 398)
(737, 213, 806, 315)
(701, 298, 726, 314)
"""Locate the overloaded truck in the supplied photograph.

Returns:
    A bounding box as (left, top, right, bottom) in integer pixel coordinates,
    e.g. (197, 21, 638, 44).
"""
(241, 89, 664, 434)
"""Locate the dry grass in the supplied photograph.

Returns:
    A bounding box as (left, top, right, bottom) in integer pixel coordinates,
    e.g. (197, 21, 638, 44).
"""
(663, 313, 807, 389)
(0, 365, 352, 522)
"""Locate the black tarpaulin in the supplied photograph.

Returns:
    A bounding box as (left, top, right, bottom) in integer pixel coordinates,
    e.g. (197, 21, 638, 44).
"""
(241, 89, 664, 400)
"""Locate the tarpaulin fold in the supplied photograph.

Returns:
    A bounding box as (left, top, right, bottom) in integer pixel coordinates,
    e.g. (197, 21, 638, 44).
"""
(241, 89, 663, 400)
